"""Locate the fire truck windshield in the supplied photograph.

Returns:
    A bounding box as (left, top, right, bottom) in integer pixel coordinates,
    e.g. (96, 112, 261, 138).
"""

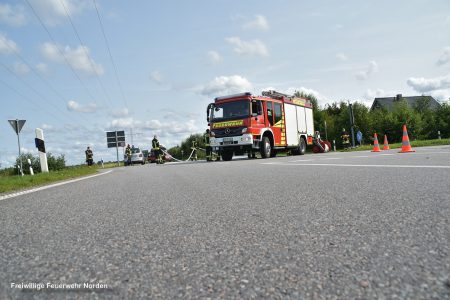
(212, 100, 250, 120)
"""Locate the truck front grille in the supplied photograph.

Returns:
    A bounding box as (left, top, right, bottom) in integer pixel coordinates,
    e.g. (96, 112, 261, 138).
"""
(213, 127, 245, 138)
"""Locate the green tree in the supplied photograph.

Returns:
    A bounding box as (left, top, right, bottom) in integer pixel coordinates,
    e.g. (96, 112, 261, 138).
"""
(14, 153, 40, 175)
(15, 152, 66, 173)
(180, 134, 205, 160)
(436, 103, 450, 138)
(46, 152, 66, 171)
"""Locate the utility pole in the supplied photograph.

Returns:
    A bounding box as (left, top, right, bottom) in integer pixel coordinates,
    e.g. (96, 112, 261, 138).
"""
(348, 103, 356, 148)
(128, 129, 143, 146)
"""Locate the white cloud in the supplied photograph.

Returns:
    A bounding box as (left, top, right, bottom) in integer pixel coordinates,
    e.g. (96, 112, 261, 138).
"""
(407, 74, 450, 101)
(331, 24, 343, 31)
(285, 87, 331, 105)
(106, 117, 199, 139)
(242, 15, 269, 31)
(429, 89, 450, 102)
(407, 75, 450, 92)
(336, 53, 348, 61)
(355, 61, 378, 81)
(40, 42, 104, 76)
(108, 117, 135, 129)
(207, 50, 222, 65)
(0, 4, 26, 26)
(225, 37, 269, 57)
(13, 62, 30, 76)
(150, 70, 163, 84)
(41, 123, 53, 130)
(28, 0, 92, 26)
(0, 33, 19, 54)
(437, 47, 450, 66)
(39, 123, 60, 133)
(67, 100, 98, 113)
(201, 75, 253, 97)
(110, 107, 129, 118)
(363, 88, 388, 100)
(35, 62, 48, 75)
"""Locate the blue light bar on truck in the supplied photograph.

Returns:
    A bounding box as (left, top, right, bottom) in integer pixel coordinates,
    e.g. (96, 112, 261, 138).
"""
(215, 92, 252, 101)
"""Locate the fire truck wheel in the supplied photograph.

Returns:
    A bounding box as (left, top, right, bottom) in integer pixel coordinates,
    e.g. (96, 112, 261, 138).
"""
(270, 150, 277, 158)
(298, 137, 306, 155)
(260, 136, 272, 158)
(221, 150, 233, 161)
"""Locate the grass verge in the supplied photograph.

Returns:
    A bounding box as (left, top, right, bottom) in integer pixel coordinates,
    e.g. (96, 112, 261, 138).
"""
(0, 166, 99, 194)
(340, 138, 450, 152)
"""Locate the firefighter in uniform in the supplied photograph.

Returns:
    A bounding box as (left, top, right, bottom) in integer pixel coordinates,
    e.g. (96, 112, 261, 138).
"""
(191, 140, 198, 161)
(125, 144, 132, 166)
(341, 128, 350, 149)
(152, 135, 163, 164)
(85, 146, 93, 166)
(204, 129, 212, 161)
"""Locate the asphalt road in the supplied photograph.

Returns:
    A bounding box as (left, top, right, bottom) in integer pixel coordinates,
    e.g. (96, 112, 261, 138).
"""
(1, 146, 450, 299)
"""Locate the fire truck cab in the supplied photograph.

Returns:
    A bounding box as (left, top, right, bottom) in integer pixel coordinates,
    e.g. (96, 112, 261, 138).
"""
(207, 90, 315, 161)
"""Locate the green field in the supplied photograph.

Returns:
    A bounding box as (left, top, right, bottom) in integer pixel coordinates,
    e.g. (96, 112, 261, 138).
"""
(0, 166, 99, 194)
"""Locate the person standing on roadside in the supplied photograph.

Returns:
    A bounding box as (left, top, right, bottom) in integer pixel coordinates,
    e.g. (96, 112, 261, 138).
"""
(125, 144, 132, 166)
(341, 128, 350, 149)
(152, 135, 163, 164)
(85, 146, 94, 166)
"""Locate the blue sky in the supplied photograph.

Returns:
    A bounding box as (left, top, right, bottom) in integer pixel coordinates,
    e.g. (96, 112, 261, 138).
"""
(1, 0, 450, 167)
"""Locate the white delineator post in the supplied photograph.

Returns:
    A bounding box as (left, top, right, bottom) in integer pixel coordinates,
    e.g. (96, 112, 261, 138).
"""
(35, 128, 49, 173)
(28, 158, 34, 175)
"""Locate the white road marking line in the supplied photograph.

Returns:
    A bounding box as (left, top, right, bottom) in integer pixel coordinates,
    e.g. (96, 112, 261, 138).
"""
(380, 154, 395, 156)
(353, 155, 369, 158)
(406, 151, 450, 155)
(291, 159, 314, 162)
(262, 162, 450, 169)
(0, 170, 113, 202)
(321, 157, 341, 160)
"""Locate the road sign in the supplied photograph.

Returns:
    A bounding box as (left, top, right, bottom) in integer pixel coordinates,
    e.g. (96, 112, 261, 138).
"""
(106, 131, 125, 148)
(106, 131, 126, 166)
(8, 119, 26, 135)
(7, 119, 26, 176)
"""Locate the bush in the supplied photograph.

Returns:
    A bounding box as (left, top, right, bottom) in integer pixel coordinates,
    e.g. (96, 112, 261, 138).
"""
(14, 152, 66, 174)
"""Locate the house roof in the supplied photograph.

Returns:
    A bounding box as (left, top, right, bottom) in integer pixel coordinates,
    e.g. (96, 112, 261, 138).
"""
(371, 95, 441, 111)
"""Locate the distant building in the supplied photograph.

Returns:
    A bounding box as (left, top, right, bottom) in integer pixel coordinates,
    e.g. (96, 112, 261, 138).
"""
(370, 94, 441, 111)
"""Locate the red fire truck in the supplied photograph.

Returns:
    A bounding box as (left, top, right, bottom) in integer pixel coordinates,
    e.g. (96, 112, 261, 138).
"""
(207, 90, 324, 161)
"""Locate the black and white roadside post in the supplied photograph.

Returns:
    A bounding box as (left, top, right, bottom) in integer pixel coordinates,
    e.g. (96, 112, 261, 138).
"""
(35, 128, 49, 173)
(8, 119, 26, 176)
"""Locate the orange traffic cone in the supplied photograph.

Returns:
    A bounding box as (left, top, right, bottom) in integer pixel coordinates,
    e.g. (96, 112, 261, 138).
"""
(372, 133, 381, 152)
(399, 124, 415, 153)
(382, 134, 390, 150)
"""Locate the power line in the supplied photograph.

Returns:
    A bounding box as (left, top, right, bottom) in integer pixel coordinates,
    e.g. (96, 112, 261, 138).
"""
(0, 61, 88, 128)
(0, 76, 71, 125)
(58, 0, 113, 109)
(0, 37, 93, 124)
(24, 0, 101, 110)
(92, 0, 129, 110)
